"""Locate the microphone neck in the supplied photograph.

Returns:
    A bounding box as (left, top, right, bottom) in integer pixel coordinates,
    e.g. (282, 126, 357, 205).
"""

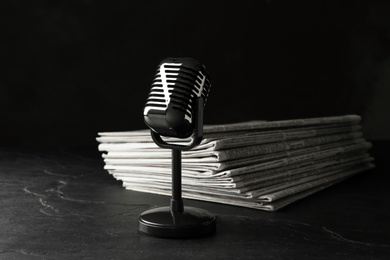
(150, 97, 204, 151)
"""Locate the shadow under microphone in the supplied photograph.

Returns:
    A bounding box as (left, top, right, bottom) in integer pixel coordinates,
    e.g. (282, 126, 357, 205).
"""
(138, 57, 216, 238)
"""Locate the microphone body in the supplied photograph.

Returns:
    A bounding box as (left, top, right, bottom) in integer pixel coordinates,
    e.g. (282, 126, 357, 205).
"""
(144, 57, 211, 139)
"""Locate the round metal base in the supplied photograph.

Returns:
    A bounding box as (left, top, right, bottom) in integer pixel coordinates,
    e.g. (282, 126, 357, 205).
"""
(138, 206, 216, 238)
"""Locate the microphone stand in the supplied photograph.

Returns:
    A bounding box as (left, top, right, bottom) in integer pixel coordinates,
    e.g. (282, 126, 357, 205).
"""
(138, 98, 216, 238)
(171, 149, 183, 213)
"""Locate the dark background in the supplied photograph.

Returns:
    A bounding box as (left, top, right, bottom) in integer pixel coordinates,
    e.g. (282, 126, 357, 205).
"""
(1, 0, 389, 147)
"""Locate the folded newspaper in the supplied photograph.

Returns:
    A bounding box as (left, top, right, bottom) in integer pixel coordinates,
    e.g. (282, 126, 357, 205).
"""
(97, 115, 374, 211)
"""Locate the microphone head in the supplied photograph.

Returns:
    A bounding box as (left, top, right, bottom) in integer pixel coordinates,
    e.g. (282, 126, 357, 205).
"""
(144, 57, 211, 138)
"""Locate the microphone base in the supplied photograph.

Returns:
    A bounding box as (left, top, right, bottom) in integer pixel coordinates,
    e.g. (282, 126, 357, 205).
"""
(138, 206, 216, 238)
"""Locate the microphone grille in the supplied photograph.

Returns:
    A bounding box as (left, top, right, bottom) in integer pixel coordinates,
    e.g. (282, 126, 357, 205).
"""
(144, 58, 211, 124)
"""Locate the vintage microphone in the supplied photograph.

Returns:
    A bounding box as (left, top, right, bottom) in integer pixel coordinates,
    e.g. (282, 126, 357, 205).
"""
(138, 57, 216, 238)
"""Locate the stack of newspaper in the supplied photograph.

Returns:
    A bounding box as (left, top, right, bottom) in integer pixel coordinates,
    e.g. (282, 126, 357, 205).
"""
(97, 115, 374, 211)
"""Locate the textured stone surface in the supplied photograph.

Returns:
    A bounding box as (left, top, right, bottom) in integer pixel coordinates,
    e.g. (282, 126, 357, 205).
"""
(1, 144, 389, 259)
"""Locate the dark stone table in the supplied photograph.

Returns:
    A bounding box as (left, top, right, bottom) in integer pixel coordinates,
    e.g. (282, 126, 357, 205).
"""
(1, 142, 390, 259)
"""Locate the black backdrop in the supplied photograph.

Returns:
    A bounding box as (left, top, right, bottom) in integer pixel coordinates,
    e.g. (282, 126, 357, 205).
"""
(1, 0, 389, 147)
